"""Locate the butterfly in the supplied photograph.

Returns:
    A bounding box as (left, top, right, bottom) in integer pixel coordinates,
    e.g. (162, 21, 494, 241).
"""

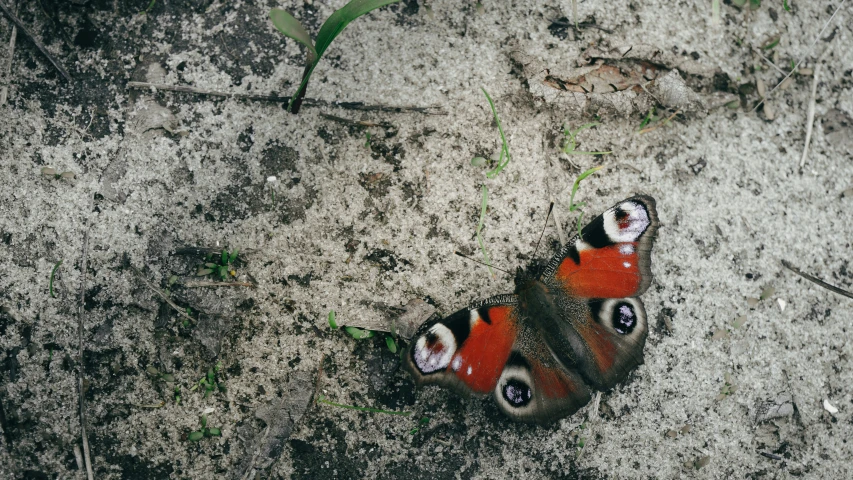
(403, 196, 659, 424)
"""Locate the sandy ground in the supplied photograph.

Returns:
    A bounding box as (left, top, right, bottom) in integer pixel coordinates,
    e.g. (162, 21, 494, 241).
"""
(1, 0, 852, 478)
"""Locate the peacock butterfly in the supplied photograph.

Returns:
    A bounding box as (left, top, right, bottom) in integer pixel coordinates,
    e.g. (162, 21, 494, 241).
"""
(403, 196, 659, 424)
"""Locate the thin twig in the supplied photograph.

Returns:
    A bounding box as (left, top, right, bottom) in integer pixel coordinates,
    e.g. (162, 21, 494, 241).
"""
(637, 109, 681, 135)
(181, 281, 255, 288)
(781, 260, 853, 300)
(77, 228, 94, 480)
(760, 451, 783, 461)
(752, 47, 787, 76)
(0, 1, 71, 82)
(319, 113, 386, 127)
(126, 81, 446, 115)
(0, 1, 17, 106)
(130, 265, 196, 324)
(799, 47, 831, 170)
(753, 0, 846, 112)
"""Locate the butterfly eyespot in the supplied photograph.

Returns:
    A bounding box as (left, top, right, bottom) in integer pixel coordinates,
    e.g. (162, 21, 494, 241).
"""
(413, 324, 457, 374)
(502, 379, 533, 407)
(613, 302, 637, 335)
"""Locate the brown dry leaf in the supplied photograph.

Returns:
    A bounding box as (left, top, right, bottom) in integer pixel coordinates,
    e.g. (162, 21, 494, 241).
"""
(510, 42, 727, 117)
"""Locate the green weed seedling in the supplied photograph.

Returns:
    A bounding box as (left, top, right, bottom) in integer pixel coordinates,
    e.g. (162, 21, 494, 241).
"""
(334, 313, 399, 354)
(409, 416, 430, 434)
(146, 366, 176, 391)
(187, 415, 222, 442)
(561, 123, 612, 156)
(715, 372, 737, 402)
(344, 326, 375, 340)
(270, 0, 402, 113)
(191, 362, 226, 398)
(568, 166, 603, 238)
(637, 108, 657, 131)
(197, 249, 239, 280)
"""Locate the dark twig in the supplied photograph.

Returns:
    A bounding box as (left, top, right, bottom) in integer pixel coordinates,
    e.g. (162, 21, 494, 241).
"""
(782, 260, 853, 300)
(76, 228, 94, 480)
(320, 113, 388, 128)
(0, 1, 71, 82)
(126, 81, 446, 115)
(760, 451, 783, 461)
(0, 1, 17, 106)
(130, 265, 197, 324)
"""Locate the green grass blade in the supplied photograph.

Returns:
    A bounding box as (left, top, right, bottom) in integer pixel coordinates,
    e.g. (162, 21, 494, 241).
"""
(286, 0, 401, 112)
(328, 310, 338, 329)
(568, 166, 602, 212)
(568, 166, 603, 237)
(49, 260, 63, 297)
(269, 9, 318, 60)
(481, 88, 511, 178)
(476, 185, 494, 277)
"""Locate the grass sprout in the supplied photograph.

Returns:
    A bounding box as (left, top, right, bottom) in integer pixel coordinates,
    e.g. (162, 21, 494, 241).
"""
(480, 88, 512, 178)
(568, 166, 603, 237)
(409, 416, 430, 434)
(476, 185, 494, 277)
(561, 123, 612, 155)
(49, 260, 62, 298)
(270, 0, 402, 113)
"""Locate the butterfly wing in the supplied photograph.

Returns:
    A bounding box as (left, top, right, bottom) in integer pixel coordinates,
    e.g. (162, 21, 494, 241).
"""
(404, 295, 520, 397)
(404, 295, 592, 423)
(537, 195, 658, 390)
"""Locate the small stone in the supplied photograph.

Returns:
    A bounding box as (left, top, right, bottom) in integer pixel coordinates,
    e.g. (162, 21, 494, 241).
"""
(823, 399, 839, 415)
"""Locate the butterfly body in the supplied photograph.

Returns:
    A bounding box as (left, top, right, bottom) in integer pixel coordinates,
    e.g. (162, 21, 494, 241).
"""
(405, 196, 659, 424)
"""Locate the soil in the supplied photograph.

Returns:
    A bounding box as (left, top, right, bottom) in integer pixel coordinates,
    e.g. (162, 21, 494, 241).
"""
(1, 0, 852, 478)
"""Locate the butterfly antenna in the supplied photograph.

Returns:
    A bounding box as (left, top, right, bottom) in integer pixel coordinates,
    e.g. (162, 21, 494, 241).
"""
(454, 251, 513, 276)
(531, 202, 555, 260)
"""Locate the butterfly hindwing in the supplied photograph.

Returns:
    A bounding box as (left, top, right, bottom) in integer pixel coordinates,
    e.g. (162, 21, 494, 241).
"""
(404, 295, 519, 396)
(566, 297, 649, 390)
(405, 297, 593, 423)
(493, 321, 592, 424)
